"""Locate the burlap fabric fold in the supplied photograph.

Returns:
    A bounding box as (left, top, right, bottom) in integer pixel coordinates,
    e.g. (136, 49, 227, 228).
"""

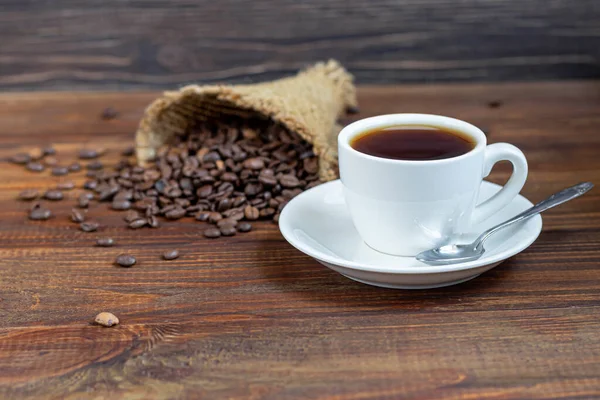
(135, 60, 357, 181)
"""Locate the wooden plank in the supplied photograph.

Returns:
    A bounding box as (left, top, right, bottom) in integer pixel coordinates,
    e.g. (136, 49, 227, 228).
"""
(0, 1, 599, 90)
(0, 82, 599, 398)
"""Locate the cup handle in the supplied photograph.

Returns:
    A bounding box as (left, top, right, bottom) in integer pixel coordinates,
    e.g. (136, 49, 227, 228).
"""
(472, 143, 528, 224)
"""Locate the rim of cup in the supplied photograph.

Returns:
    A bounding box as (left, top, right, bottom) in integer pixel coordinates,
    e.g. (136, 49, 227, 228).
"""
(338, 113, 487, 165)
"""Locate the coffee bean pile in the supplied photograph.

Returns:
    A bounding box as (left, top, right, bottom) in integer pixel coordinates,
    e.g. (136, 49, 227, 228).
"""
(80, 120, 320, 237)
(12, 119, 320, 239)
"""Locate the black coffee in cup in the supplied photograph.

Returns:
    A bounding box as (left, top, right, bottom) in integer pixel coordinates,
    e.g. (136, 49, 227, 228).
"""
(350, 126, 475, 161)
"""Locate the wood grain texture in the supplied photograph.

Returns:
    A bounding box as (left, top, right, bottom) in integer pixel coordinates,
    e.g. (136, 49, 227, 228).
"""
(0, 0, 599, 91)
(0, 82, 600, 399)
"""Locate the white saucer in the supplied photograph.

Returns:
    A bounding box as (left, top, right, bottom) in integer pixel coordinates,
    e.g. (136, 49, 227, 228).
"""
(279, 180, 542, 289)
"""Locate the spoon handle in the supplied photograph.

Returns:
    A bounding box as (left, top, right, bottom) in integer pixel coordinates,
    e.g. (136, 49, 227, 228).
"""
(472, 182, 594, 249)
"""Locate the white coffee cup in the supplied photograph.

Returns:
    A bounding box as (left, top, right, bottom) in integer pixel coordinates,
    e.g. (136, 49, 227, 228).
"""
(338, 114, 528, 256)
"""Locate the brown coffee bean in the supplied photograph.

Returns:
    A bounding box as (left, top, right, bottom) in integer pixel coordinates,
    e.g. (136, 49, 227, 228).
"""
(56, 181, 75, 190)
(94, 312, 119, 327)
(217, 198, 232, 212)
(204, 227, 221, 238)
(51, 166, 69, 176)
(128, 218, 148, 229)
(79, 149, 101, 159)
(207, 212, 223, 223)
(18, 189, 39, 201)
(244, 205, 260, 220)
(98, 186, 119, 201)
(123, 210, 140, 223)
(26, 162, 45, 172)
(237, 222, 252, 232)
(87, 160, 103, 170)
(279, 174, 301, 188)
(221, 172, 238, 182)
(220, 225, 237, 236)
(29, 207, 52, 220)
(303, 157, 318, 174)
(70, 208, 85, 223)
(196, 185, 213, 198)
(259, 207, 276, 218)
(44, 156, 59, 166)
(165, 208, 186, 220)
(243, 158, 265, 170)
(83, 180, 98, 190)
(80, 221, 100, 232)
(101, 107, 118, 120)
(121, 146, 135, 157)
(148, 215, 160, 228)
(69, 162, 82, 172)
(162, 250, 180, 260)
(111, 200, 132, 210)
(78, 193, 92, 208)
(44, 189, 64, 201)
(273, 213, 280, 223)
(217, 218, 238, 228)
(115, 254, 136, 267)
(96, 237, 115, 247)
(244, 182, 263, 197)
(195, 211, 211, 221)
(10, 153, 30, 165)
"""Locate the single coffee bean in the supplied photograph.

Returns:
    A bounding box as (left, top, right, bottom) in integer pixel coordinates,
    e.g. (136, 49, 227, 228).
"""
(111, 200, 132, 210)
(94, 312, 119, 327)
(217, 218, 238, 228)
(87, 161, 104, 171)
(279, 174, 301, 188)
(96, 237, 115, 247)
(259, 207, 276, 218)
(148, 215, 160, 228)
(70, 208, 85, 223)
(208, 212, 223, 223)
(83, 180, 98, 190)
(44, 189, 64, 201)
(124, 210, 141, 223)
(165, 208, 186, 220)
(79, 149, 100, 159)
(217, 198, 232, 212)
(10, 153, 30, 165)
(203, 227, 221, 238)
(243, 158, 265, 170)
(80, 221, 100, 232)
(78, 193, 92, 208)
(26, 162, 45, 172)
(115, 254, 136, 267)
(69, 162, 82, 172)
(18, 189, 39, 201)
(244, 205, 260, 220)
(237, 222, 252, 232)
(121, 146, 135, 157)
(101, 107, 118, 120)
(162, 250, 180, 260)
(220, 225, 237, 236)
(98, 186, 119, 201)
(51, 166, 69, 176)
(42, 146, 56, 156)
(86, 171, 98, 178)
(128, 218, 148, 229)
(44, 156, 59, 166)
(29, 207, 52, 220)
(195, 211, 210, 221)
(56, 181, 75, 190)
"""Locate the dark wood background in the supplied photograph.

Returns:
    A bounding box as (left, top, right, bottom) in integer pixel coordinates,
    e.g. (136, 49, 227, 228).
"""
(1, 0, 599, 91)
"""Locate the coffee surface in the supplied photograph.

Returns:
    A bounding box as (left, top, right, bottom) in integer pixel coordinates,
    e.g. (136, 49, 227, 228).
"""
(350, 126, 475, 161)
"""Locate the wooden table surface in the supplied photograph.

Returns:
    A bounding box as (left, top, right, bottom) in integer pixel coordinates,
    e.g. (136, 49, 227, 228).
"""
(0, 82, 599, 399)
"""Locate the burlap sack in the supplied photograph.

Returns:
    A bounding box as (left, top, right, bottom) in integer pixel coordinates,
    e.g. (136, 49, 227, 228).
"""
(135, 60, 357, 181)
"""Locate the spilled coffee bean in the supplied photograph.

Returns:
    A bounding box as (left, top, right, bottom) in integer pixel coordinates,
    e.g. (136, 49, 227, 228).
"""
(44, 189, 64, 201)
(56, 181, 75, 190)
(220, 225, 237, 236)
(10, 153, 30, 165)
(68, 162, 82, 172)
(115, 254, 136, 267)
(80, 221, 99, 232)
(70, 208, 86, 223)
(237, 222, 252, 232)
(79, 149, 101, 159)
(96, 237, 115, 247)
(51, 166, 69, 176)
(18, 189, 39, 201)
(162, 250, 179, 260)
(29, 207, 52, 220)
(26, 162, 45, 172)
(101, 107, 118, 120)
(204, 227, 221, 238)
